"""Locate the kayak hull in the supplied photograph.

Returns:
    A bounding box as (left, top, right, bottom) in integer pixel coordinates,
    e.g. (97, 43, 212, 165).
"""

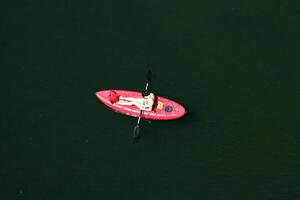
(96, 90, 186, 120)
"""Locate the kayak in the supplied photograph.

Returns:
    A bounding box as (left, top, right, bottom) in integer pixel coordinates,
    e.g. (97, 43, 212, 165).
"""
(96, 90, 186, 120)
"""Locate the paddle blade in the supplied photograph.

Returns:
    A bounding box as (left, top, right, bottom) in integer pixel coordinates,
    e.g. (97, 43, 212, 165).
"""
(133, 125, 141, 138)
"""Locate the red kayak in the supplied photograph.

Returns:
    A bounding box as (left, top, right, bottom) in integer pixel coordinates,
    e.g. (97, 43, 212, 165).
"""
(96, 90, 186, 120)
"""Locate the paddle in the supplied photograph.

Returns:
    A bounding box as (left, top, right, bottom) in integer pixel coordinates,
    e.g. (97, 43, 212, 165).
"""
(132, 70, 151, 138)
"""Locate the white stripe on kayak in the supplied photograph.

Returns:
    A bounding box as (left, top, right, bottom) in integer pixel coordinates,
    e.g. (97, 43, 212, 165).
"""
(123, 107, 140, 113)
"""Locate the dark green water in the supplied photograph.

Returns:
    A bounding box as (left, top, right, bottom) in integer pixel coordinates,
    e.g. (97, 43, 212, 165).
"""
(1, 1, 300, 199)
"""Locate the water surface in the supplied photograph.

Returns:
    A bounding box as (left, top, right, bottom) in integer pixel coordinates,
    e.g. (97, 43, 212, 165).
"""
(1, 1, 300, 199)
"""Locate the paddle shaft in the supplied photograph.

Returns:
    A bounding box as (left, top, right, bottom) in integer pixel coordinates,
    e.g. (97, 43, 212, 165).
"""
(136, 82, 148, 124)
(133, 70, 151, 137)
(137, 71, 150, 122)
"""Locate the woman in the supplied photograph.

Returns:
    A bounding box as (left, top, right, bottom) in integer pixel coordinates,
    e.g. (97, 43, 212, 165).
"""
(110, 91, 155, 111)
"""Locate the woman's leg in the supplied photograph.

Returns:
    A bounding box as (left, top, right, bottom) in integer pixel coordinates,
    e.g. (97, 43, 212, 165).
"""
(117, 96, 144, 109)
(119, 97, 142, 101)
(116, 99, 132, 105)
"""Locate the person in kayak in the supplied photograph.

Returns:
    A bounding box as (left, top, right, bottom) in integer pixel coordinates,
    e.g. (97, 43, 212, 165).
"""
(110, 91, 155, 111)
